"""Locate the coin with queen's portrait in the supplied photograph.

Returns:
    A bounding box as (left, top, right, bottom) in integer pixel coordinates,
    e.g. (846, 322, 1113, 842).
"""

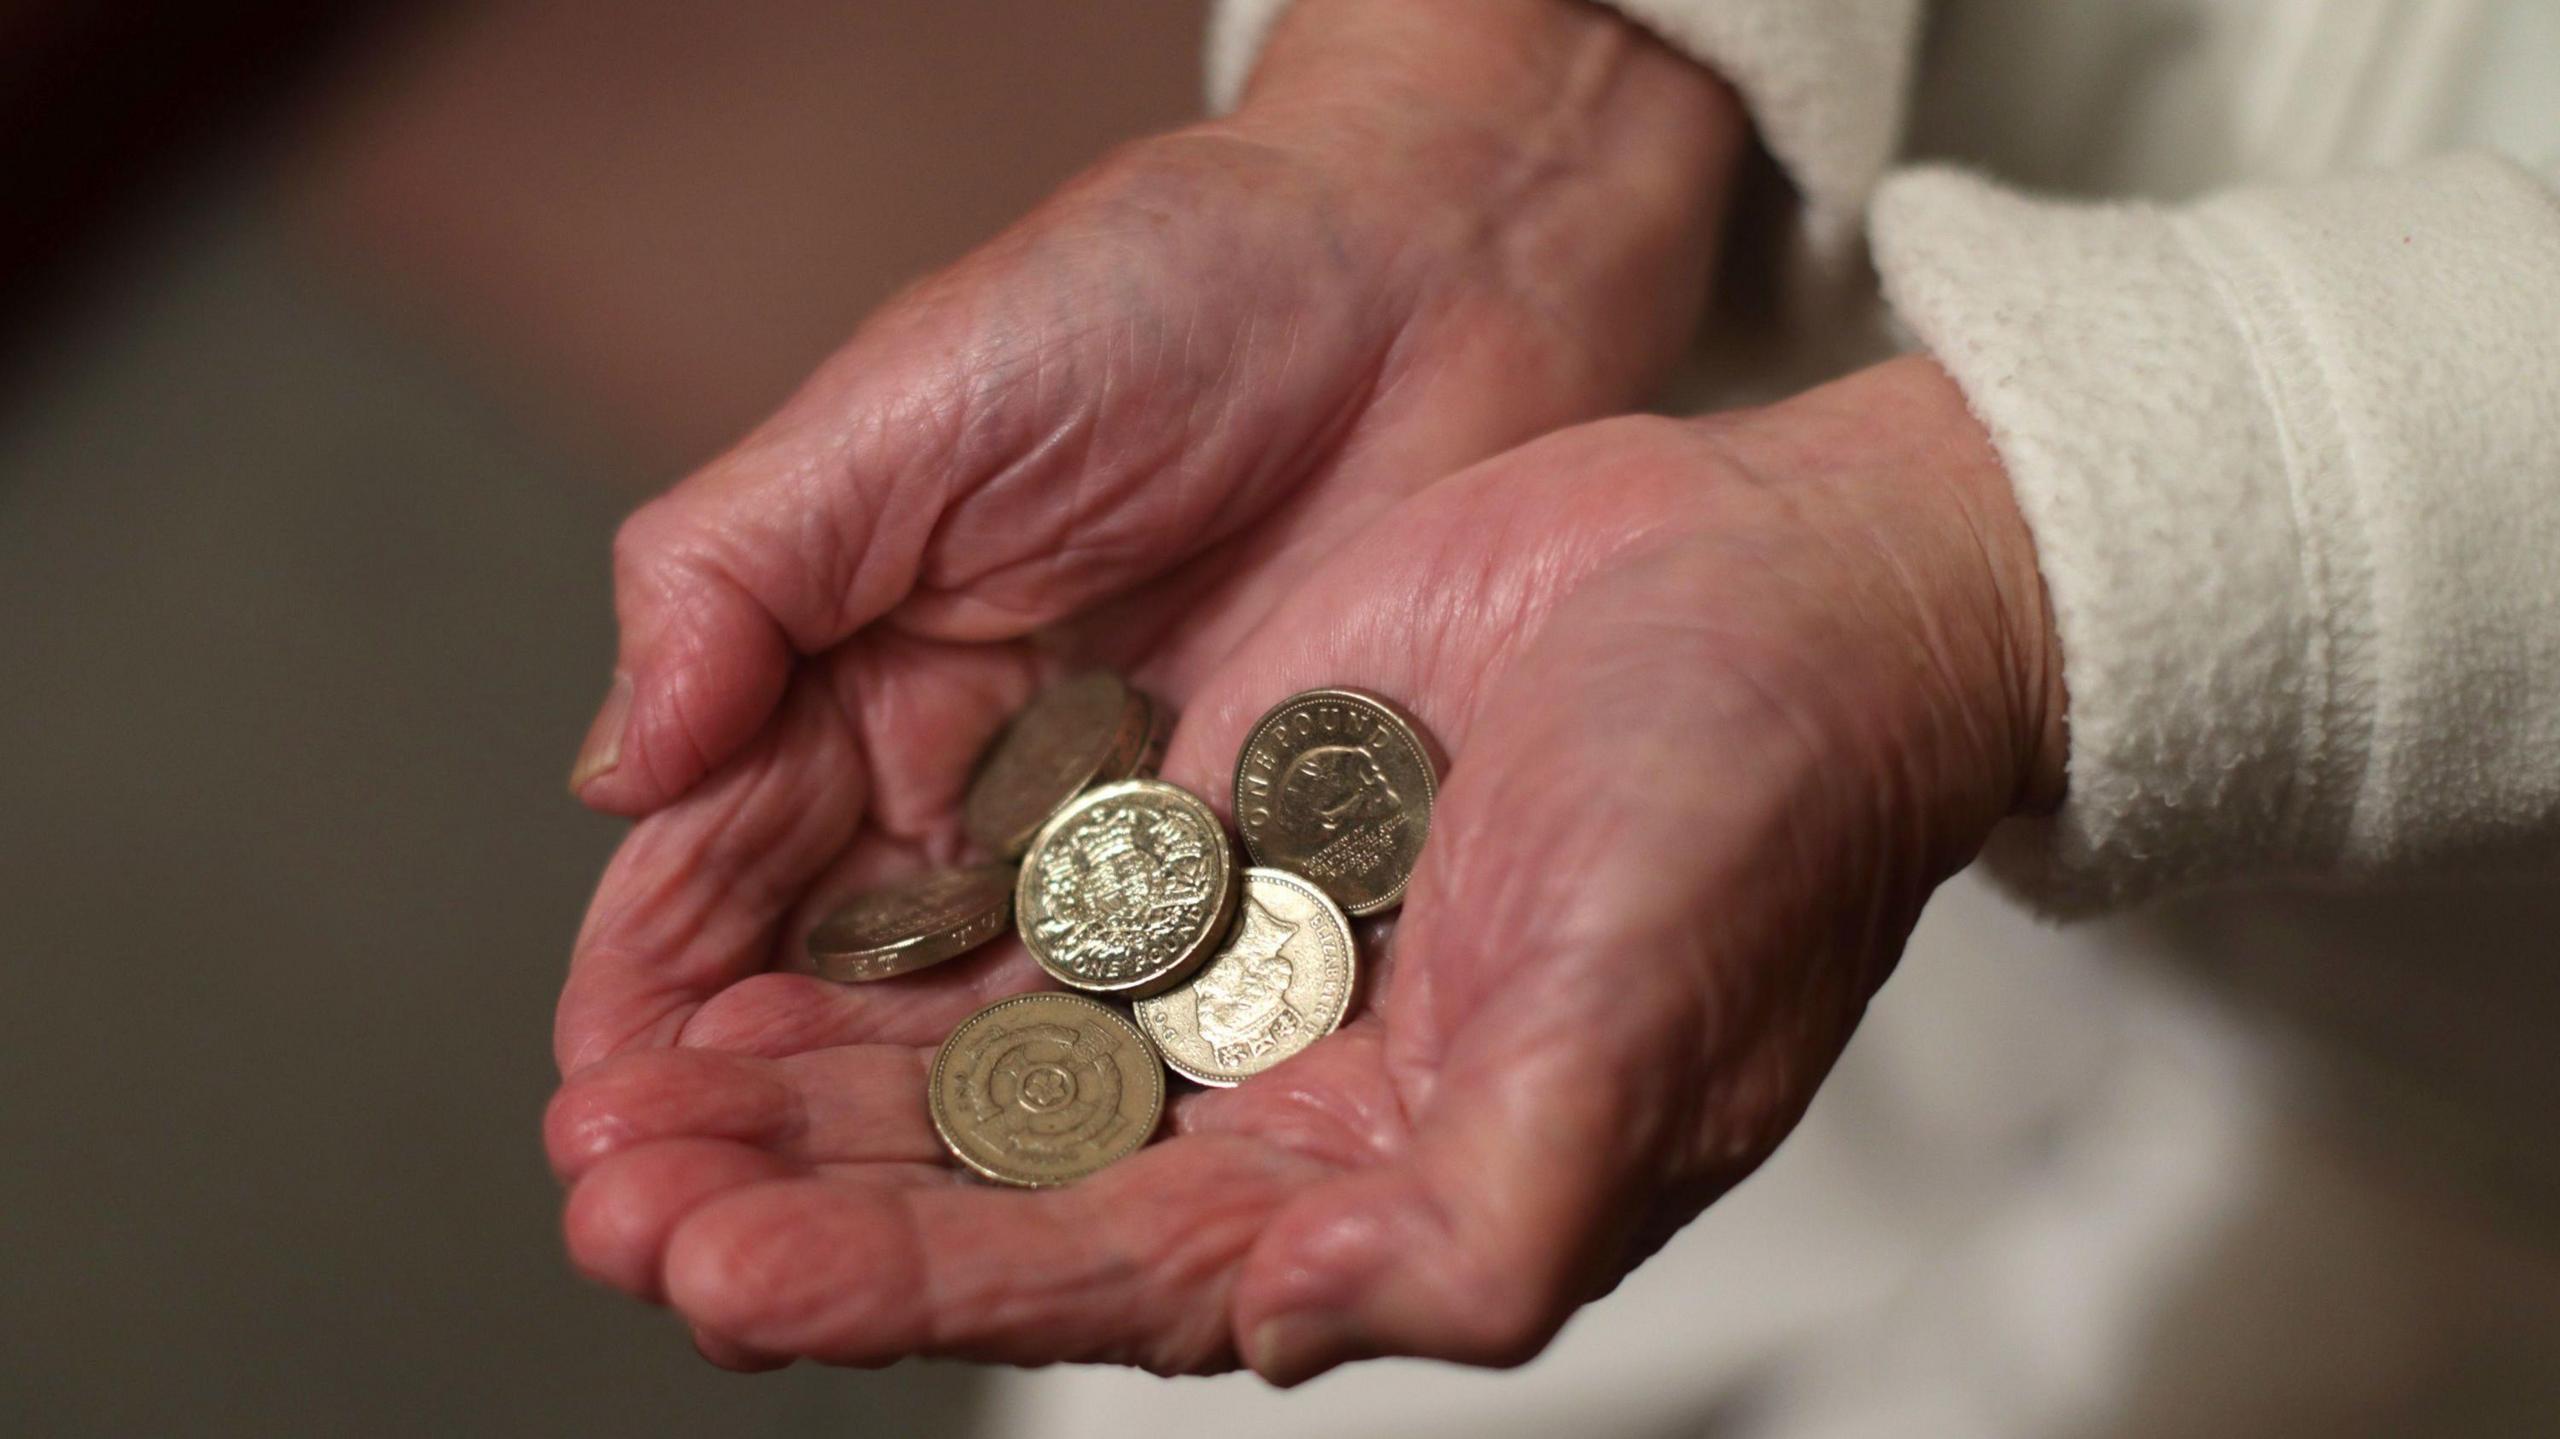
(1234, 688, 1439, 915)
(1135, 867, 1356, 1087)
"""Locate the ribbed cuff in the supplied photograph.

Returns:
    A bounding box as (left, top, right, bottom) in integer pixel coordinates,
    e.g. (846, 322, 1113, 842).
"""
(1875, 157, 2560, 910)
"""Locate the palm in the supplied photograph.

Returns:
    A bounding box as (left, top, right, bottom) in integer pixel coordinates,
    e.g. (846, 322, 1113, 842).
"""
(552, 379, 2039, 1380)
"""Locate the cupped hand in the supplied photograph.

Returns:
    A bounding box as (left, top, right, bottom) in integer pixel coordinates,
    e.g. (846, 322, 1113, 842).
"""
(564, 0, 1740, 817)
(549, 0, 1743, 1369)
(546, 357, 2067, 1381)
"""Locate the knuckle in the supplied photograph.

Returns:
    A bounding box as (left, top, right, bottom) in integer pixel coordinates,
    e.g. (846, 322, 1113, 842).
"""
(544, 1051, 723, 1175)
(607, 500, 677, 585)
(609, 494, 746, 619)
(558, 1147, 686, 1295)
(616, 501, 729, 600)
(1429, 1265, 1557, 1368)
(544, 1066, 642, 1179)
(560, 1169, 653, 1293)
(608, 506, 699, 628)
(1387, 1185, 1572, 1370)
(560, 1143, 699, 1298)
(557, 1046, 791, 1158)
(663, 1196, 841, 1347)
(662, 1214, 763, 1332)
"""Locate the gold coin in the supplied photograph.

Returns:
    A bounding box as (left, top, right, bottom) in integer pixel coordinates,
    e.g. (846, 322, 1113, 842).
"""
(929, 991, 1164, 1187)
(963, 671, 1163, 859)
(1134, 868, 1356, 1088)
(803, 863, 1015, 982)
(1016, 779, 1239, 997)
(1232, 688, 1439, 915)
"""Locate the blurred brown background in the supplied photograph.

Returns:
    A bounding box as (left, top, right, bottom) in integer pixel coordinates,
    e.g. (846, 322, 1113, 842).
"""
(0, 3, 1197, 1434)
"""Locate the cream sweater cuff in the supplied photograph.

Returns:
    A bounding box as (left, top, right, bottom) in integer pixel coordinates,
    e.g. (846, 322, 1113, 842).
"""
(1875, 156, 2560, 910)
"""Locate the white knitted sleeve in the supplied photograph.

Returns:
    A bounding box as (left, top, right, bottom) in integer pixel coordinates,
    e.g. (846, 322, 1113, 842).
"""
(1205, 0, 1923, 263)
(1873, 156, 2560, 910)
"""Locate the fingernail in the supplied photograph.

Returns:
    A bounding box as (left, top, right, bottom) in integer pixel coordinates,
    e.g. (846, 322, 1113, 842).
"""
(1246, 1313, 1351, 1388)
(570, 672, 633, 796)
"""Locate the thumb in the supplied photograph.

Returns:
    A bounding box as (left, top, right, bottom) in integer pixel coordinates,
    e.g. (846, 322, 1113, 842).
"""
(566, 293, 1285, 814)
(566, 411, 939, 813)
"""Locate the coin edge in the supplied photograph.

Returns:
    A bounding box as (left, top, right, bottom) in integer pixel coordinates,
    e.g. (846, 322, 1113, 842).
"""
(962, 672, 1150, 859)
(808, 879, 1014, 983)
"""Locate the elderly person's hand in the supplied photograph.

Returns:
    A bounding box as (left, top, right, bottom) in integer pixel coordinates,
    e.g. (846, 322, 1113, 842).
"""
(546, 356, 2067, 1380)
(564, 0, 1742, 817)
(549, 0, 1745, 1371)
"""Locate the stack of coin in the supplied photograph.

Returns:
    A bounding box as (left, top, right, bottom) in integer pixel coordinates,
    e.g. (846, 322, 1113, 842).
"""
(800, 671, 1439, 1187)
(963, 670, 1164, 860)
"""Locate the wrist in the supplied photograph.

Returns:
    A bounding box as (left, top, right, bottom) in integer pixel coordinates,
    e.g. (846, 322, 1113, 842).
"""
(1240, 0, 1738, 142)
(1212, 0, 1746, 399)
(1715, 357, 2068, 835)
(1226, 0, 1746, 277)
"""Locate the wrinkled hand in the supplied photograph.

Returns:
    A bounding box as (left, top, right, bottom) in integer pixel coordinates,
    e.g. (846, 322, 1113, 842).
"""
(546, 356, 2067, 1381)
(550, 0, 1745, 1375)
(564, 0, 1739, 816)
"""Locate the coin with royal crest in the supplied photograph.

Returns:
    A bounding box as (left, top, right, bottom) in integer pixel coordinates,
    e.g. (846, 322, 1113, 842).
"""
(1015, 779, 1239, 997)
(1134, 867, 1356, 1088)
(1232, 688, 1439, 915)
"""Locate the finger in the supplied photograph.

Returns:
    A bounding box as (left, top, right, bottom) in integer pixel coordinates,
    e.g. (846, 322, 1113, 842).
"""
(575, 446, 1044, 821)
(564, 1139, 970, 1305)
(547, 991, 1362, 1184)
(544, 1046, 943, 1183)
(568, 361, 970, 813)
(1168, 1014, 1407, 1171)
(568, 182, 1382, 815)
(690, 1325, 794, 1373)
(564, 1137, 797, 1299)
(556, 671, 864, 1075)
(674, 948, 1048, 1057)
(660, 1136, 1328, 1373)
(556, 639, 1031, 1076)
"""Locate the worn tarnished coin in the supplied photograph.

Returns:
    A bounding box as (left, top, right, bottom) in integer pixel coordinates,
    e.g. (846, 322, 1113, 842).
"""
(1016, 779, 1239, 997)
(803, 863, 1015, 982)
(1233, 688, 1439, 915)
(1135, 868, 1356, 1088)
(964, 671, 1164, 859)
(928, 991, 1164, 1187)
